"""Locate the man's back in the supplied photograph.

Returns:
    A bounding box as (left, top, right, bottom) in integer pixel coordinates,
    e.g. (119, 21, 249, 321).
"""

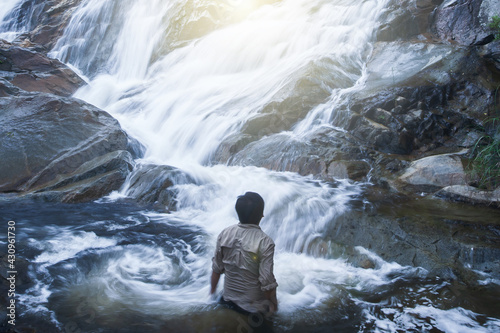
(212, 223, 277, 314)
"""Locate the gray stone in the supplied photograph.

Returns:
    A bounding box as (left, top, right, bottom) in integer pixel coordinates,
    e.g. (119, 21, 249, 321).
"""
(435, 185, 500, 206)
(431, 0, 492, 45)
(125, 164, 195, 210)
(10, 0, 84, 51)
(399, 154, 467, 189)
(0, 92, 133, 202)
(327, 160, 371, 181)
(326, 198, 500, 283)
(479, 40, 500, 72)
(0, 39, 84, 96)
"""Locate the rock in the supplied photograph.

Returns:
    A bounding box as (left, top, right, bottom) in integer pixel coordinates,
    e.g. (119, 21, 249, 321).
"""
(125, 164, 195, 210)
(8, 0, 84, 51)
(340, 40, 494, 157)
(28, 150, 133, 203)
(479, 40, 500, 72)
(229, 128, 370, 181)
(211, 133, 253, 165)
(347, 112, 412, 154)
(0, 39, 84, 96)
(365, 41, 469, 90)
(376, 0, 434, 41)
(435, 185, 500, 207)
(231, 133, 325, 176)
(456, 130, 484, 148)
(0, 78, 21, 97)
(327, 160, 371, 181)
(430, 0, 496, 45)
(0, 92, 133, 202)
(126, 136, 147, 160)
(327, 199, 500, 283)
(398, 153, 467, 190)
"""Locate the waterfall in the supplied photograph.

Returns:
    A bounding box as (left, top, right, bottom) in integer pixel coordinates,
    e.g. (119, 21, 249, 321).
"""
(46, 0, 393, 315)
(50, 0, 389, 165)
(0, 0, 30, 40)
(48, 0, 393, 255)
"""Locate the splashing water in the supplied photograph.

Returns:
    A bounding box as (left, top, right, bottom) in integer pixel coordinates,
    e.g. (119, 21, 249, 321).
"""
(0, 0, 29, 40)
(50, 0, 388, 165)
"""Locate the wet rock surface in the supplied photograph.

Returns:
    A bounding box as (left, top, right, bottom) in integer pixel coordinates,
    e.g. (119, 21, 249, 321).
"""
(6, 0, 83, 52)
(330, 195, 500, 284)
(0, 39, 84, 96)
(435, 185, 500, 206)
(0, 92, 133, 202)
(0, 0, 498, 299)
(431, 0, 498, 46)
(4, 0, 499, 208)
(398, 153, 468, 191)
(125, 164, 196, 211)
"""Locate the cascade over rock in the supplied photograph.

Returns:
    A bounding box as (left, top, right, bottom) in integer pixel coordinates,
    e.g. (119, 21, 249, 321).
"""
(1, 2, 499, 331)
(7, 0, 83, 52)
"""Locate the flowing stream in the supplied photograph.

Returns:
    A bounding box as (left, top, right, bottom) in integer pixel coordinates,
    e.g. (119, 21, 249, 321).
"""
(2, 0, 500, 332)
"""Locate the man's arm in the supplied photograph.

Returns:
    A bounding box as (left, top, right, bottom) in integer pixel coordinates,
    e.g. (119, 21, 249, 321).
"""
(265, 288, 278, 314)
(211, 233, 224, 295)
(210, 271, 221, 294)
(259, 239, 278, 314)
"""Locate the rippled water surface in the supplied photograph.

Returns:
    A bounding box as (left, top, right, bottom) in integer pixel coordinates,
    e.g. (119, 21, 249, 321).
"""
(2, 197, 500, 332)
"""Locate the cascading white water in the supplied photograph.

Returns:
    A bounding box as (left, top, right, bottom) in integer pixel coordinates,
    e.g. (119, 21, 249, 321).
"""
(51, 0, 388, 165)
(48, 0, 392, 318)
(49, 0, 390, 257)
(65, 0, 388, 256)
(0, 0, 27, 40)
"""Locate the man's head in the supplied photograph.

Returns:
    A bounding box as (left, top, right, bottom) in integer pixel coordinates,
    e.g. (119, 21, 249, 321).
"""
(235, 192, 265, 225)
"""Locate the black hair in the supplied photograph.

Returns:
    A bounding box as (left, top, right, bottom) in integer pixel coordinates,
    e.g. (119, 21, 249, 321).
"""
(235, 192, 265, 225)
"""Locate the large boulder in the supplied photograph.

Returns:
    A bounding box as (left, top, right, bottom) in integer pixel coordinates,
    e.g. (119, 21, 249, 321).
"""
(430, 0, 499, 45)
(0, 39, 84, 96)
(228, 128, 371, 181)
(0, 92, 133, 202)
(327, 200, 500, 283)
(125, 164, 195, 211)
(398, 153, 467, 191)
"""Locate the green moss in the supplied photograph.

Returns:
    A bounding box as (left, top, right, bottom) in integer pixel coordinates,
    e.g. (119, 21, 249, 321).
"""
(467, 115, 500, 190)
(489, 15, 500, 40)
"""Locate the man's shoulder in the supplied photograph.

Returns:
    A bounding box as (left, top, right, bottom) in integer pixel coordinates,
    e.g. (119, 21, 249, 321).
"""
(249, 226, 275, 247)
(218, 223, 239, 236)
(260, 231, 275, 246)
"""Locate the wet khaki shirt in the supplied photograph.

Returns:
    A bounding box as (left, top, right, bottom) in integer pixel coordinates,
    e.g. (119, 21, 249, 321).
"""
(212, 223, 278, 313)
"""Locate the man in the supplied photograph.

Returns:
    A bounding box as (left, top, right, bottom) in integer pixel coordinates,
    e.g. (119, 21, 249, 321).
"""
(210, 192, 278, 317)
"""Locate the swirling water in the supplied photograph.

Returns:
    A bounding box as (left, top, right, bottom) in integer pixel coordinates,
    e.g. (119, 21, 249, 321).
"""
(2, 0, 500, 332)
